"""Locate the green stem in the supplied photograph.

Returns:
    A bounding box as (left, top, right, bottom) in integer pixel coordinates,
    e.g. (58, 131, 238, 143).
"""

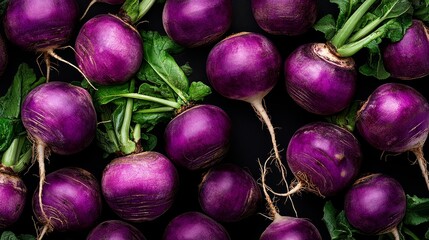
(121, 0, 157, 24)
(1, 135, 31, 174)
(133, 123, 141, 144)
(348, 17, 384, 43)
(402, 226, 421, 240)
(331, 0, 378, 49)
(137, 0, 156, 21)
(135, 106, 176, 114)
(14, 148, 31, 173)
(117, 93, 181, 109)
(1, 137, 20, 167)
(119, 97, 134, 151)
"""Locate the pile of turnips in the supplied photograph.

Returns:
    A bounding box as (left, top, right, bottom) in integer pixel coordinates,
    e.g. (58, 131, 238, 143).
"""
(0, 0, 428, 239)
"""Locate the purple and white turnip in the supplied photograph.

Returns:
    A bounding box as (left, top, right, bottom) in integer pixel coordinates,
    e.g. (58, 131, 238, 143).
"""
(0, 167, 26, 229)
(87, 220, 146, 240)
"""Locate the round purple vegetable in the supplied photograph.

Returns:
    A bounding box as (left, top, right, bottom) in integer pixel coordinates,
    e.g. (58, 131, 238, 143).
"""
(162, 0, 232, 48)
(75, 14, 143, 85)
(344, 173, 406, 238)
(21, 81, 97, 228)
(87, 220, 146, 240)
(102, 151, 179, 222)
(251, 0, 317, 36)
(3, 0, 80, 80)
(0, 167, 26, 229)
(164, 104, 232, 171)
(356, 83, 429, 190)
(162, 211, 230, 240)
(383, 20, 429, 80)
(0, 34, 7, 77)
(206, 32, 287, 183)
(33, 167, 102, 237)
(282, 122, 362, 197)
(284, 43, 357, 115)
(198, 163, 261, 222)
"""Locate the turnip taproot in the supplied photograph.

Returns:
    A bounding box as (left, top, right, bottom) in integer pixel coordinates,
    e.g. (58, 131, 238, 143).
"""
(87, 220, 146, 240)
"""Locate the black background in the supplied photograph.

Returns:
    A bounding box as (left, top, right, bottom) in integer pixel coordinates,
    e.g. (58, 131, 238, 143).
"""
(1, 0, 429, 239)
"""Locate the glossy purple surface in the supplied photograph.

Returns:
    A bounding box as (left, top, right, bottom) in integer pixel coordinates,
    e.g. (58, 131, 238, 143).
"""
(0, 35, 7, 77)
(162, 0, 232, 48)
(75, 14, 143, 85)
(101, 151, 179, 222)
(32, 167, 102, 231)
(198, 163, 261, 222)
(0, 169, 26, 229)
(21, 81, 97, 155)
(206, 32, 281, 102)
(344, 173, 406, 235)
(87, 220, 146, 240)
(356, 83, 429, 152)
(383, 20, 429, 80)
(284, 43, 357, 115)
(3, 0, 78, 51)
(260, 215, 322, 240)
(164, 104, 232, 170)
(251, 0, 317, 35)
(163, 211, 230, 240)
(286, 122, 362, 197)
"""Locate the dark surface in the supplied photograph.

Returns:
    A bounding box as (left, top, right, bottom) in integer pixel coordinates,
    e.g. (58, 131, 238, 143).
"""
(1, 0, 429, 239)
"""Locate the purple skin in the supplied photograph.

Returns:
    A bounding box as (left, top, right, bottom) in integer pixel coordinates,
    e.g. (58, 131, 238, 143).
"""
(251, 0, 317, 36)
(198, 163, 261, 222)
(356, 83, 429, 153)
(344, 174, 406, 236)
(87, 220, 146, 240)
(162, 0, 232, 48)
(284, 43, 357, 115)
(32, 167, 102, 232)
(0, 167, 26, 229)
(21, 81, 97, 155)
(3, 0, 78, 52)
(102, 151, 179, 222)
(286, 122, 362, 197)
(260, 215, 322, 240)
(206, 32, 280, 102)
(163, 211, 230, 240)
(383, 20, 429, 80)
(164, 104, 232, 171)
(75, 14, 143, 85)
(0, 34, 7, 76)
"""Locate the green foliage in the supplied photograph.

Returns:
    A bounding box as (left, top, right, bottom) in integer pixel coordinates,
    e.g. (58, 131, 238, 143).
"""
(0, 231, 35, 240)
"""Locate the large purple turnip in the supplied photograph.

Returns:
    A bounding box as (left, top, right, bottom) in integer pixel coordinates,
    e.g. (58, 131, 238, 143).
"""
(356, 83, 429, 190)
(251, 0, 317, 35)
(0, 34, 7, 77)
(101, 151, 179, 222)
(383, 19, 429, 80)
(33, 167, 102, 239)
(0, 167, 26, 229)
(164, 104, 231, 171)
(162, 211, 230, 240)
(198, 163, 261, 222)
(87, 220, 146, 240)
(162, 0, 232, 48)
(344, 173, 406, 240)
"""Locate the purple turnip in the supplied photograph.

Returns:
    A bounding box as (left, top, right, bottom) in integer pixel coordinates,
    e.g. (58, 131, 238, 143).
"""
(198, 163, 261, 222)
(251, 0, 317, 36)
(164, 104, 231, 171)
(0, 34, 7, 77)
(0, 167, 26, 229)
(21, 81, 97, 232)
(101, 151, 179, 222)
(81, 0, 125, 20)
(2, 0, 84, 81)
(87, 220, 146, 240)
(206, 32, 287, 185)
(162, 211, 230, 240)
(278, 122, 362, 197)
(344, 173, 406, 240)
(33, 167, 102, 239)
(356, 83, 429, 190)
(382, 19, 429, 80)
(162, 0, 232, 48)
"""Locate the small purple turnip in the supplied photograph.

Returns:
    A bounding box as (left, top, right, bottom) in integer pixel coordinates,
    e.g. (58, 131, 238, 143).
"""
(356, 83, 429, 190)
(162, 211, 230, 240)
(87, 220, 146, 240)
(101, 151, 179, 222)
(251, 0, 318, 35)
(162, 0, 232, 48)
(344, 173, 406, 239)
(198, 163, 261, 222)
(0, 167, 26, 229)
(164, 104, 232, 171)
(33, 167, 102, 238)
(383, 20, 429, 80)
